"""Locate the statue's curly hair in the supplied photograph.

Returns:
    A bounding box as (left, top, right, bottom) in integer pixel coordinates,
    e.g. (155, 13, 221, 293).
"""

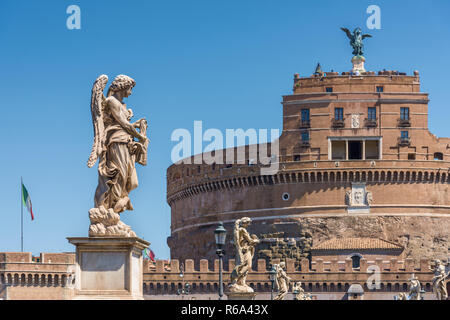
(107, 74, 136, 97)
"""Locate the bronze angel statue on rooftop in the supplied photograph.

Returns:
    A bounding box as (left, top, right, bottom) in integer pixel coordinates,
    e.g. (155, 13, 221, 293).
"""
(87, 74, 149, 237)
(341, 27, 372, 56)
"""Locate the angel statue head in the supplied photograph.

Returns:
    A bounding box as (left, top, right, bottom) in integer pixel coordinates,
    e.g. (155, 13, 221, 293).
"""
(107, 74, 136, 98)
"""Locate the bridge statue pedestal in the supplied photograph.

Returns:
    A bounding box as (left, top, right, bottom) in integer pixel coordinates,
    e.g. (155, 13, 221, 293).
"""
(225, 292, 257, 300)
(67, 237, 149, 300)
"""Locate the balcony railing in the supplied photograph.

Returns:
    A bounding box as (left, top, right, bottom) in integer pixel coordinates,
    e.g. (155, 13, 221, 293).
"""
(299, 120, 311, 128)
(332, 119, 345, 128)
(397, 118, 411, 127)
(398, 136, 411, 146)
(364, 118, 378, 128)
(301, 140, 311, 147)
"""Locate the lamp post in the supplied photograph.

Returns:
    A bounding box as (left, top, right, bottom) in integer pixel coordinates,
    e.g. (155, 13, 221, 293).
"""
(293, 288, 299, 300)
(420, 287, 426, 300)
(177, 263, 190, 297)
(269, 265, 277, 300)
(214, 222, 227, 300)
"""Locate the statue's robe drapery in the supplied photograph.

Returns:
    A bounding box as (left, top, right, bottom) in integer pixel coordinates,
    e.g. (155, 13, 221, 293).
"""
(94, 103, 140, 213)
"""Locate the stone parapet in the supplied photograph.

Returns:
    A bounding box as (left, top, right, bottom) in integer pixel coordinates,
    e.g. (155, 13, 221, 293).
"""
(142, 258, 436, 296)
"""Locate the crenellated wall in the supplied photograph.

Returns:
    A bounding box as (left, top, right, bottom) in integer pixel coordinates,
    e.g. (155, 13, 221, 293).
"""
(142, 257, 438, 298)
(0, 252, 76, 300)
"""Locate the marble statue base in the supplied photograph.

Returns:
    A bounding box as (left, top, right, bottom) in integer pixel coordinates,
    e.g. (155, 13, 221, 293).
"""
(67, 237, 149, 300)
(351, 55, 366, 74)
(225, 292, 257, 300)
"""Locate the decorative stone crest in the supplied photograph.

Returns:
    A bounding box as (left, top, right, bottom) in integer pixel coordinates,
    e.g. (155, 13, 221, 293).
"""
(346, 183, 373, 213)
(351, 114, 360, 128)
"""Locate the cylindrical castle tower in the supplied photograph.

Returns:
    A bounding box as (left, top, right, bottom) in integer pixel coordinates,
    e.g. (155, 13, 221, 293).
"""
(166, 66, 450, 266)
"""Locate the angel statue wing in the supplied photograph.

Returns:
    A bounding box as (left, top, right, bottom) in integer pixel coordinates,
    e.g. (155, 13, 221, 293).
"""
(362, 34, 372, 40)
(340, 27, 353, 40)
(87, 74, 109, 168)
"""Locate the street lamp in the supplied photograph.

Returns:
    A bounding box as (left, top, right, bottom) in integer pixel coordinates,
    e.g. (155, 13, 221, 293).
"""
(177, 263, 190, 297)
(420, 287, 426, 300)
(214, 222, 227, 300)
(269, 265, 277, 300)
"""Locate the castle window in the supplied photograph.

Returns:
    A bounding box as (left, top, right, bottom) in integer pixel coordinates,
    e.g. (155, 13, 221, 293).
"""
(434, 153, 443, 161)
(365, 140, 380, 159)
(351, 255, 361, 268)
(376, 86, 384, 93)
(301, 108, 310, 122)
(335, 108, 344, 121)
(301, 131, 310, 142)
(408, 153, 416, 160)
(331, 141, 346, 160)
(368, 107, 376, 120)
(294, 155, 301, 162)
(348, 141, 363, 160)
(300, 109, 310, 127)
(401, 131, 409, 139)
(400, 107, 410, 120)
(326, 87, 333, 93)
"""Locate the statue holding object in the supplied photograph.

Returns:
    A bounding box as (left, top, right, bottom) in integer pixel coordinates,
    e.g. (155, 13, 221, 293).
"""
(228, 217, 260, 293)
(87, 74, 149, 237)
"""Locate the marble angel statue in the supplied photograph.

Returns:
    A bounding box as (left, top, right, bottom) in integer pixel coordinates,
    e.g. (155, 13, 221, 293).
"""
(87, 74, 149, 237)
(274, 261, 292, 300)
(292, 281, 312, 300)
(228, 217, 260, 293)
(395, 275, 422, 300)
(431, 259, 449, 300)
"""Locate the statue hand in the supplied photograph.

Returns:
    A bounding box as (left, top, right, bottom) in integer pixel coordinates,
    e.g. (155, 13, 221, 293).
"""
(133, 118, 146, 128)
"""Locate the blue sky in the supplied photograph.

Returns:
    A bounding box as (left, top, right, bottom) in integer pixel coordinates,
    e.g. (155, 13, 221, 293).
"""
(0, 0, 449, 259)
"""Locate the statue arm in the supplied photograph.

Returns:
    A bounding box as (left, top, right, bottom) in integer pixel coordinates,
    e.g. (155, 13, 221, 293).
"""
(108, 98, 147, 142)
(242, 231, 259, 246)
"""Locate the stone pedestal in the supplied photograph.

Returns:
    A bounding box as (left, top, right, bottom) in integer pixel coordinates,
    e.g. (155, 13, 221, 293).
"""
(351, 55, 366, 74)
(225, 292, 257, 300)
(67, 237, 149, 300)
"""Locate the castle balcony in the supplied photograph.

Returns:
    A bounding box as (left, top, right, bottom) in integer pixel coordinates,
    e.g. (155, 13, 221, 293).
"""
(398, 136, 411, 146)
(299, 120, 311, 128)
(331, 119, 345, 128)
(364, 118, 378, 128)
(397, 119, 411, 127)
(301, 140, 311, 147)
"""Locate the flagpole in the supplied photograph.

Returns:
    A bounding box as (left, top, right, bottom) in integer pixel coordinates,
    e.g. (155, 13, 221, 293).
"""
(21, 177, 23, 252)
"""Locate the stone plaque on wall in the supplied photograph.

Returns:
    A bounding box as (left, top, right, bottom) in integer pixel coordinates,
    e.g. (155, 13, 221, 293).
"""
(346, 182, 372, 213)
(351, 114, 360, 128)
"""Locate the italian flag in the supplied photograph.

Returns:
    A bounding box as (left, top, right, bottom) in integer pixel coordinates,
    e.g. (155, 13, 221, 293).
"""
(22, 183, 34, 220)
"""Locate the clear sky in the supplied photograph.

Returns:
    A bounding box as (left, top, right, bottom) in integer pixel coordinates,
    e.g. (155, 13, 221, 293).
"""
(0, 0, 449, 259)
